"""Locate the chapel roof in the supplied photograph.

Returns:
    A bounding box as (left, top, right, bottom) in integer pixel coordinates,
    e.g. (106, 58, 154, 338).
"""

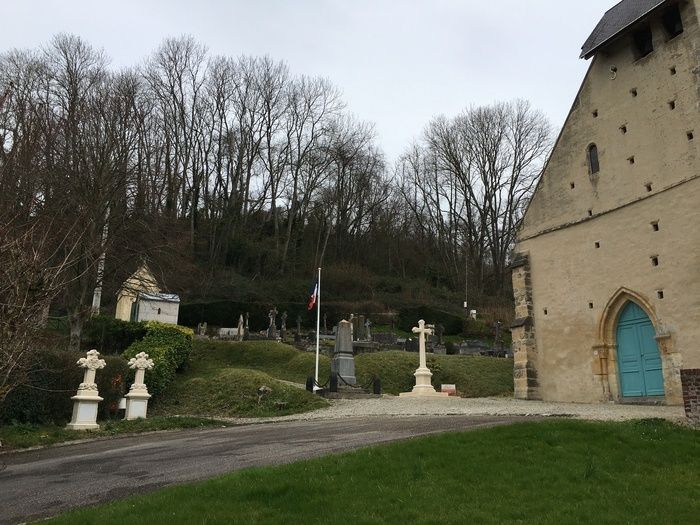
(580, 0, 669, 59)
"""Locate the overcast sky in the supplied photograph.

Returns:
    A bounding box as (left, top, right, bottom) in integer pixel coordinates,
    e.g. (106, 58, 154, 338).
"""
(1, 0, 615, 162)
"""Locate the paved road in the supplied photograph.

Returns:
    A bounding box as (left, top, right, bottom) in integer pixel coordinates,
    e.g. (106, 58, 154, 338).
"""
(0, 415, 524, 524)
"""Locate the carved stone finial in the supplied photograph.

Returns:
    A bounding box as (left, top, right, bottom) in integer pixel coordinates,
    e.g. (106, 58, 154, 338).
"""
(77, 349, 106, 371)
(128, 352, 154, 371)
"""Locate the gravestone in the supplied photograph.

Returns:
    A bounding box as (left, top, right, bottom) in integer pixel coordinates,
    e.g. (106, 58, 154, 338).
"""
(197, 322, 207, 336)
(280, 311, 288, 340)
(244, 312, 250, 340)
(237, 314, 244, 342)
(67, 350, 106, 430)
(331, 320, 357, 385)
(352, 315, 365, 340)
(124, 352, 154, 420)
(218, 328, 237, 340)
(404, 338, 419, 353)
(364, 318, 372, 341)
(435, 324, 445, 345)
(267, 307, 278, 339)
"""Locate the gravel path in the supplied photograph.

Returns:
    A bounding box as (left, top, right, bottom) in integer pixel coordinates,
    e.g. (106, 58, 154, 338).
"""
(229, 396, 686, 425)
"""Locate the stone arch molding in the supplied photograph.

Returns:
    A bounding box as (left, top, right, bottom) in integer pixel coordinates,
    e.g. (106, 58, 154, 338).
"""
(593, 287, 681, 404)
(597, 287, 660, 345)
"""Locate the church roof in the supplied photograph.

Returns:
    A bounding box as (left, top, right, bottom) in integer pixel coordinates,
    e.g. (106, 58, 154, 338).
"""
(580, 0, 669, 59)
(139, 292, 180, 303)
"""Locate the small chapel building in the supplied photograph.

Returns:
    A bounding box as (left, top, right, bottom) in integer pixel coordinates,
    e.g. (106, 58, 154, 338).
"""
(511, 0, 699, 406)
(115, 264, 180, 325)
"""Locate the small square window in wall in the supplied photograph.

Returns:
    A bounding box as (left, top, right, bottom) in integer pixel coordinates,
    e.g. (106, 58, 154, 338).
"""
(688, 131, 695, 141)
(630, 88, 638, 97)
(543, 308, 548, 316)
(595, 241, 601, 249)
(670, 66, 677, 75)
(620, 125, 628, 134)
(628, 156, 635, 165)
(588, 209, 593, 217)
(570, 182, 575, 189)
(657, 290, 665, 300)
(592, 110, 599, 118)
(646, 183, 653, 192)
(669, 100, 676, 110)
(651, 221, 660, 232)
(589, 302, 594, 309)
(651, 256, 659, 267)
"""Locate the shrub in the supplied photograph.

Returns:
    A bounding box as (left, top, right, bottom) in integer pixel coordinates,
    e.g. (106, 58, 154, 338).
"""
(462, 319, 493, 339)
(397, 306, 463, 335)
(0, 349, 129, 425)
(82, 315, 147, 354)
(122, 322, 194, 398)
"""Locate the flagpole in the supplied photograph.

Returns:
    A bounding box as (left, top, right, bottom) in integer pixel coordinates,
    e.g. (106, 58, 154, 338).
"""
(314, 267, 322, 391)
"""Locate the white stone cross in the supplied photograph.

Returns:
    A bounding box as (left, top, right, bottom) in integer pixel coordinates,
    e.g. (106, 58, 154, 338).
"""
(67, 350, 106, 430)
(125, 352, 155, 420)
(400, 320, 448, 398)
(77, 349, 107, 391)
(412, 320, 434, 370)
(128, 352, 154, 391)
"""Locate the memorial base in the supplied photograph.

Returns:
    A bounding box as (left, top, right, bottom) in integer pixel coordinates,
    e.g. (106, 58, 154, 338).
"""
(66, 395, 103, 430)
(399, 368, 450, 398)
(124, 392, 151, 420)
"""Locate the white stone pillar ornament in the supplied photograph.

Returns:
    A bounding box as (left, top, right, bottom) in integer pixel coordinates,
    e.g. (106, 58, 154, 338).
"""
(124, 352, 155, 420)
(67, 350, 107, 430)
(400, 320, 449, 398)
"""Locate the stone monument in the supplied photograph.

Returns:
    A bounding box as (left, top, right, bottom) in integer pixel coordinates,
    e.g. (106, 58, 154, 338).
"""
(124, 352, 155, 420)
(280, 311, 288, 340)
(244, 312, 250, 340)
(400, 320, 449, 398)
(267, 307, 278, 339)
(332, 320, 357, 385)
(67, 349, 107, 430)
(237, 314, 245, 342)
(364, 318, 372, 341)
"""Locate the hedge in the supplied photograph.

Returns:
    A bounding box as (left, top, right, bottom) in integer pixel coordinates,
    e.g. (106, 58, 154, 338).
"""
(82, 315, 147, 354)
(122, 322, 194, 398)
(0, 349, 130, 425)
(397, 306, 464, 335)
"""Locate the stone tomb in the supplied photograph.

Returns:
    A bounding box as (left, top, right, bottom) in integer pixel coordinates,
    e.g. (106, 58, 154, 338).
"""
(331, 320, 357, 385)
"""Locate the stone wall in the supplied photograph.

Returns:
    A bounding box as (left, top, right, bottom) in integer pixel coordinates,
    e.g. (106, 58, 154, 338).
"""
(681, 369, 700, 425)
(510, 253, 539, 400)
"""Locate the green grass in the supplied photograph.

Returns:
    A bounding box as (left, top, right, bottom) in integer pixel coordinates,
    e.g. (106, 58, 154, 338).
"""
(153, 368, 328, 418)
(43, 419, 700, 524)
(356, 351, 513, 396)
(191, 340, 331, 384)
(0, 417, 230, 451)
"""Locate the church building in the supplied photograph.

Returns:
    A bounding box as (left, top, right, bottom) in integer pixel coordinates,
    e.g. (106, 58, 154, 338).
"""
(511, 0, 699, 406)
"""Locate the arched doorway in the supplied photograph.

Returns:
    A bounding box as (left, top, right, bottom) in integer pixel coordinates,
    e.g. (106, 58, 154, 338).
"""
(616, 302, 665, 398)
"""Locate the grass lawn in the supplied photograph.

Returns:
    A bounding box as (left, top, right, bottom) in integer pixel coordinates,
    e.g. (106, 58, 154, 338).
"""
(0, 417, 230, 451)
(43, 419, 700, 524)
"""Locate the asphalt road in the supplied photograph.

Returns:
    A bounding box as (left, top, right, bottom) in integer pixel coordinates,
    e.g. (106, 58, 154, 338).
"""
(0, 415, 524, 524)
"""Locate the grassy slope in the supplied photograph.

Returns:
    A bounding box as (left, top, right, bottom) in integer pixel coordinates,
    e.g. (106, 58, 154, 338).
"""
(44, 419, 700, 525)
(356, 351, 513, 396)
(152, 341, 330, 418)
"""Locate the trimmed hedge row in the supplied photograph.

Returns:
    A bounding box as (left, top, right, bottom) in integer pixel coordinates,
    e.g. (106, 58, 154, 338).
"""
(122, 322, 194, 398)
(83, 315, 148, 355)
(0, 349, 130, 425)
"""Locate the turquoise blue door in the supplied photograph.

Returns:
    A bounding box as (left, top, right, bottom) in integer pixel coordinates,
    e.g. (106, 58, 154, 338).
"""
(616, 302, 664, 398)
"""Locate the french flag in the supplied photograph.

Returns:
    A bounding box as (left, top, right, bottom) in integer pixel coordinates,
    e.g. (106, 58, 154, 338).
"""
(307, 280, 318, 311)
